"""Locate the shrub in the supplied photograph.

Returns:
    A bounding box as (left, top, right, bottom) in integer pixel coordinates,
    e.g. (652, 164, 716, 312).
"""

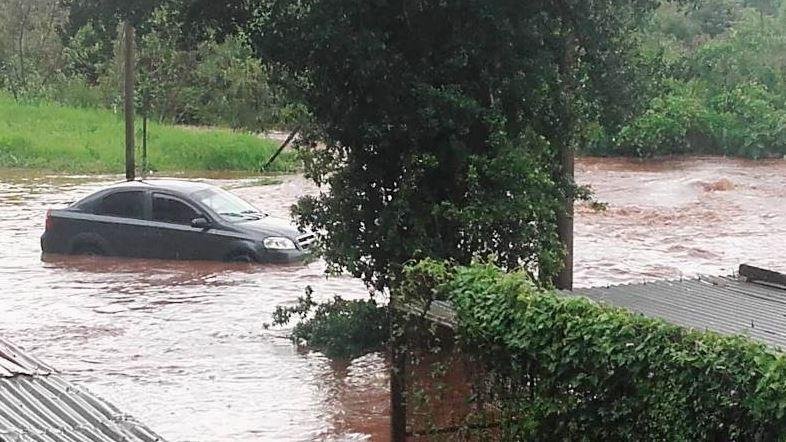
(708, 82, 786, 158)
(400, 259, 786, 440)
(51, 78, 105, 109)
(271, 288, 389, 360)
(615, 81, 710, 156)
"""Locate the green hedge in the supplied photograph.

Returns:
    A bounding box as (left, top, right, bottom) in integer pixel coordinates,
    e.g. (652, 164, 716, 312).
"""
(400, 260, 786, 440)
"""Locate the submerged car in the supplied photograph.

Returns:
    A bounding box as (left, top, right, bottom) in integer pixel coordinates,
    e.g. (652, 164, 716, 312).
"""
(41, 179, 314, 263)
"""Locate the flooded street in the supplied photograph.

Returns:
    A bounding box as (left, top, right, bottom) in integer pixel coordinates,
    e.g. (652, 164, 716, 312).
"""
(2, 156, 786, 441)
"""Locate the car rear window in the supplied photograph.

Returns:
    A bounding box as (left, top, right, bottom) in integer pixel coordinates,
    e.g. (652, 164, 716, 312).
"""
(152, 195, 199, 225)
(96, 191, 145, 219)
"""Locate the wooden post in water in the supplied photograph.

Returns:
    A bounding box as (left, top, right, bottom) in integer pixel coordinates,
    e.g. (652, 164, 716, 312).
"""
(123, 22, 135, 181)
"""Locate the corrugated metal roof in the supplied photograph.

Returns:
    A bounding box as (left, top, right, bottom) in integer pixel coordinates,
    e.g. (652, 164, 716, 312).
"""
(0, 338, 163, 442)
(399, 300, 458, 329)
(0, 339, 54, 379)
(567, 274, 786, 350)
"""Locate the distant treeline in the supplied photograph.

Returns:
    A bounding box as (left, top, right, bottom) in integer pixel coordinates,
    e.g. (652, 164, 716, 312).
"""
(587, 0, 786, 158)
(2, 0, 786, 156)
(0, 0, 297, 133)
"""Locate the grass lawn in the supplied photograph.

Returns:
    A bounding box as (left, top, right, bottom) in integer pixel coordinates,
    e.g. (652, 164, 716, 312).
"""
(0, 95, 298, 173)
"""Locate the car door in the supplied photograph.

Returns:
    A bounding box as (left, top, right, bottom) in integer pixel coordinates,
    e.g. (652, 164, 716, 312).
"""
(149, 193, 218, 260)
(90, 190, 154, 257)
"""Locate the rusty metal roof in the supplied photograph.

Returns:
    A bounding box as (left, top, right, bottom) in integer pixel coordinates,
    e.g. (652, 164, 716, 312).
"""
(0, 338, 163, 442)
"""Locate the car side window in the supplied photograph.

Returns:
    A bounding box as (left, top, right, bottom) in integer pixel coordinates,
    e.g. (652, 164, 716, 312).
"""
(96, 191, 145, 219)
(152, 195, 199, 225)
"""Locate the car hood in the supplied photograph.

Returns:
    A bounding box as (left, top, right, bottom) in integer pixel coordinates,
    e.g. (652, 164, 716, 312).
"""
(235, 216, 302, 238)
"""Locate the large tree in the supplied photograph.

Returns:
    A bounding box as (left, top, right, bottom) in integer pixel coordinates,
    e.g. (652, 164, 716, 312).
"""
(61, 0, 255, 49)
(255, 0, 660, 290)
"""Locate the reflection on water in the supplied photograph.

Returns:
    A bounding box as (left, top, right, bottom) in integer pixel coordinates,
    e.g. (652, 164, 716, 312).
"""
(2, 157, 786, 440)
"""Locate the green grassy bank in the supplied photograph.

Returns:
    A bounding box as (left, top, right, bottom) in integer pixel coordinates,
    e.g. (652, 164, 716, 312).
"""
(0, 95, 298, 173)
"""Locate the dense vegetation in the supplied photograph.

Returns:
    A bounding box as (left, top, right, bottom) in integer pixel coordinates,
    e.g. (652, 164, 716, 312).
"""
(593, 0, 786, 158)
(258, 0, 659, 289)
(0, 93, 296, 172)
(0, 0, 295, 132)
(399, 259, 786, 439)
(0, 0, 301, 172)
(4, 0, 786, 160)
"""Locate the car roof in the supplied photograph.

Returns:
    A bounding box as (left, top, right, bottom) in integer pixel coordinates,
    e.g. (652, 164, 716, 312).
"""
(106, 179, 216, 195)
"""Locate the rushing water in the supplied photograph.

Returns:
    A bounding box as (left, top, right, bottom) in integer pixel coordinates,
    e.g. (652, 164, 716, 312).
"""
(2, 157, 786, 441)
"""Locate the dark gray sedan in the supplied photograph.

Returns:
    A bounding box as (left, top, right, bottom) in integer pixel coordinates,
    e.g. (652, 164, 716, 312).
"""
(41, 179, 314, 263)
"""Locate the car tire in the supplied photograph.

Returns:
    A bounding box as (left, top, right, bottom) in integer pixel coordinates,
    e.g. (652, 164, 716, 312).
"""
(72, 242, 106, 257)
(227, 252, 255, 263)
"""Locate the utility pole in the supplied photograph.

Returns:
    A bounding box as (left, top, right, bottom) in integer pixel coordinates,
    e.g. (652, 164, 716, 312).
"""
(142, 111, 148, 178)
(123, 22, 135, 181)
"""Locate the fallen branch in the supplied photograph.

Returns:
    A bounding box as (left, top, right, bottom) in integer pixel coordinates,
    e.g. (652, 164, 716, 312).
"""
(260, 126, 301, 172)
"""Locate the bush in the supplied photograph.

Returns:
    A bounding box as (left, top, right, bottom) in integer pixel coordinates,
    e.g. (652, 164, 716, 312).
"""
(610, 79, 786, 159)
(615, 81, 710, 156)
(400, 259, 786, 440)
(51, 78, 105, 108)
(271, 288, 389, 359)
(709, 82, 786, 158)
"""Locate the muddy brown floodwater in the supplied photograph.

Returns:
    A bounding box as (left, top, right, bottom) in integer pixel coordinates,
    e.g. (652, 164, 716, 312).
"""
(2, 157, 786, 441)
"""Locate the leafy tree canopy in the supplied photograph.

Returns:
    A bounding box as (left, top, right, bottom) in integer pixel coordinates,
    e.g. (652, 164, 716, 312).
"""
(254, 0, 664, 289)
(61, 0, 254, 48)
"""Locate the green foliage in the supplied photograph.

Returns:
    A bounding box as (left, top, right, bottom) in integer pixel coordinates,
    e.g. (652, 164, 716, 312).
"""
(604, 78, 786, 158)
(0, 0, 67, 100)
(92, 7, 288, 132)
(0, 1, 291, 134)
(61, 0, 254, 49)
(400, 259, 786, 440)
(271, 288, 389, 360)
(0, 93, 297, 172)
(62, 23, 110, 84)
(710, 82, 786, 157)
(187, 35, 281, 131)
(259, 0, 660, 289)
(591, 0, 786, 158)
(615, 81, 711, 156)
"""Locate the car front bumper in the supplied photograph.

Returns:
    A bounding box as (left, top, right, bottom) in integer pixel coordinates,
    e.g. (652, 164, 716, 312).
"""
(258, 248, 308, 263)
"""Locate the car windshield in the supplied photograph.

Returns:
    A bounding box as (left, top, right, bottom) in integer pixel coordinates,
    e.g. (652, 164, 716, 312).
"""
(191, 188, 265, 221)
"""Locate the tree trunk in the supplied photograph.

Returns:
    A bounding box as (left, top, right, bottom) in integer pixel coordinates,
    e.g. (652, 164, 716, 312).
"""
(554, 146, 574, 290)
(553, 33, 577, 291)
(389, 295, 407, 441)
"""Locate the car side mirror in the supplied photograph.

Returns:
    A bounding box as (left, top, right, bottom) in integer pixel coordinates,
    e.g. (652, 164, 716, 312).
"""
(191, 216, 211, 229)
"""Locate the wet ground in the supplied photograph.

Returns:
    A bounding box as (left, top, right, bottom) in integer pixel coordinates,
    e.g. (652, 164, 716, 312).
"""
(2, 157, 786, 441)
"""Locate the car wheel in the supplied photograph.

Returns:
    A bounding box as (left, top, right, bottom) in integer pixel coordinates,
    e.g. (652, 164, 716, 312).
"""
(227, 252, 255, 263)
(73, 243, 105, 257)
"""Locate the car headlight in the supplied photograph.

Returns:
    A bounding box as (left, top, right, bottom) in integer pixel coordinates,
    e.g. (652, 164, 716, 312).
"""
(263, 236, 297, 250)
